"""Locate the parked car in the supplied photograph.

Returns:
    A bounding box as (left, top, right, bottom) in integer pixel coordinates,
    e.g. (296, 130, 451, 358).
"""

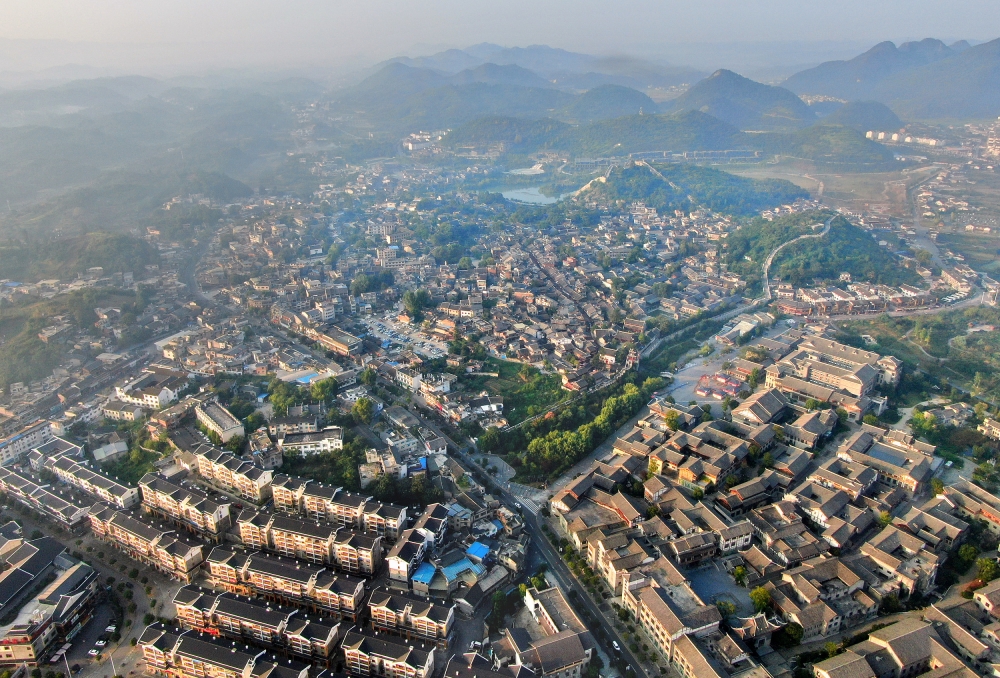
(88, 650, 100, 657)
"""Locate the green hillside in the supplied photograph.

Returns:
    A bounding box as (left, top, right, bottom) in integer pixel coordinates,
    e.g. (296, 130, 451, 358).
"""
(756, 124, 898, 169)
(587, 163, 808, 217)
(819, 101, 903, 132)
(558, 84, 656, 123)
(0, 232, 161, 282)
(724, 211, 920, 285)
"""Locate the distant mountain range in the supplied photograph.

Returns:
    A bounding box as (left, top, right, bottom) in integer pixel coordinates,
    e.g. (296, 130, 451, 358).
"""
(783, 38, 1000, 119)
(381, 43, 705, 90)
(663, 69, 816, 131)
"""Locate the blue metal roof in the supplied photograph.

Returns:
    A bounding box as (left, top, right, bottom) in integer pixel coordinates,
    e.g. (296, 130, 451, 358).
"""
(412, 562, 436, 584)
(441, 557, 484, 582)
(466, 542, 490, 560)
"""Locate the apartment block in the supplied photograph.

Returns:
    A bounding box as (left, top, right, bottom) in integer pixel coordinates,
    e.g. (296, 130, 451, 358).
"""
(45, 456, 140, 509)
(172, 586, 341, 665)
(191, 445, 273, 503)
(236, 510, 382, 576)
(89, 505, 204, 582)
(139, 623, 310, 678)
(367, 588, 454, 649)
(204, 547, 366, 621)
(139, 472, 232, 539)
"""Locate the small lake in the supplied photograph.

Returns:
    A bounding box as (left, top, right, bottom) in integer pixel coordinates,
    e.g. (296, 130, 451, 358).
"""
(501, 187, 563, 204)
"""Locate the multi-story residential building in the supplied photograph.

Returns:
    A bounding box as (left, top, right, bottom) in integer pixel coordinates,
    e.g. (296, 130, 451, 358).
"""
(0, 553, 100, 667)
(139, 473, 232, 540)
(387, 529, 430, 585)
(0, 420, 53, 466)
(978, 418, 1000, 440)
(808, 457, 878, 501)
(101, 401, 144, 422)
(139, 624, 311, 678)
(342, 629, 435, 678)
(88, 505, 204, 582)
(268, 415, 319, 436)
(748, 500, 830, 566)
(45, 456, 141, 509)
(195, 402, 245, 443)
(236, 511, 383, 576)
(204, 548, 365, 621)
(190, 445, 273, 503)
(367, 589, 454, 649)
(270, 477, 407, 540)
(277, 427, 343, 454)
(171, 586, 341, 665)
(362, 502, 407, 541)
(115, 366, 187, 410)
(0, 466, 91, 527)
(933, 480, 1000, 536)
(516, 586, 594, 678)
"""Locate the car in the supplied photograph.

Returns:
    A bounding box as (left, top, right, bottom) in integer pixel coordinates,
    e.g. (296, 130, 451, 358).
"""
(88, 650, 100, 657)
(95, 640, 107, 647)
(514, 502, 522, 510)
(612, 641, 621, 654)
(105, 625, 117, 633)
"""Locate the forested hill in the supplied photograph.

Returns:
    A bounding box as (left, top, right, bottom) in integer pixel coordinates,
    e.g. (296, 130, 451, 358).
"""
(724, 211, 922, 286)
(0, 232, 160, 283)
(585, 163, 808, 217)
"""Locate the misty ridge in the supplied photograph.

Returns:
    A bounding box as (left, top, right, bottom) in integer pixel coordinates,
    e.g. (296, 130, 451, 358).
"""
(0, 36, 995, 241)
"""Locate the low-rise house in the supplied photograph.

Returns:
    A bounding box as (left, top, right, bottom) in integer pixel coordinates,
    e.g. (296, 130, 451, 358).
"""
(764, 556, 876, 641)
(813, 619, 976, 678)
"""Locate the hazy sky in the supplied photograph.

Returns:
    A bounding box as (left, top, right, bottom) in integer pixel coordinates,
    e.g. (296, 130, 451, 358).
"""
(1, 0, 998, 76)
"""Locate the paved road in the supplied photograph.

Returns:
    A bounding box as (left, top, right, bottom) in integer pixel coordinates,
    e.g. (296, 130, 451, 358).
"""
(761, 216, 833, 301)
(438, 431, 650, 678)
(521, 508, 650, 678)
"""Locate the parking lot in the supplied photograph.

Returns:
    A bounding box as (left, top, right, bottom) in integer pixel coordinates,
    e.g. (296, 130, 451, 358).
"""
(359, 314, 448, 358)
(63, 602, 120, 670)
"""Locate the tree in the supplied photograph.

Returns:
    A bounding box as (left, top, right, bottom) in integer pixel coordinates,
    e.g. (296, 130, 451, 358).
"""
(978, 557, 999, 582)
(360, 368, 377, 387)
(863, 414, 880, 426)
(402, 289, 431, 318)
(479, 426, 501, 453)
(781, 622, 804, 646)
(310, 377, 338, 404)
(733, 566, 748, 587)
(824, 642, 840, 658)
(749, 586, 771, 613)
(748, 368, 761, 389)
(458, 256, 473, 270)
(931, 477, 945, 496)
(716, 600, 737, 617)
(959, 544, 979, 564)
(352, 397, 375, 425)
(663, 410, 680, 431)
(877, 511, 892, 528)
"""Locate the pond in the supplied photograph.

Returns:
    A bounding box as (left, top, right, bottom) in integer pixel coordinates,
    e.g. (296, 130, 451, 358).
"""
(501, 186, 564, 204)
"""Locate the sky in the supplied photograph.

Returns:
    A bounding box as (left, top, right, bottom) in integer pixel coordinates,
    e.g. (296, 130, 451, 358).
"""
(0, 0, 998, 78)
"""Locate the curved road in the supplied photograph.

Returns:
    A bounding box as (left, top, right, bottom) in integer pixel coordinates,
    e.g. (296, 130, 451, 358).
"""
(760, 216, 833, 301)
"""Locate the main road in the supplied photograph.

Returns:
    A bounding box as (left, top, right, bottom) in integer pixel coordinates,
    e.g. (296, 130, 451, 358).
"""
(404, 405, 649, 678)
